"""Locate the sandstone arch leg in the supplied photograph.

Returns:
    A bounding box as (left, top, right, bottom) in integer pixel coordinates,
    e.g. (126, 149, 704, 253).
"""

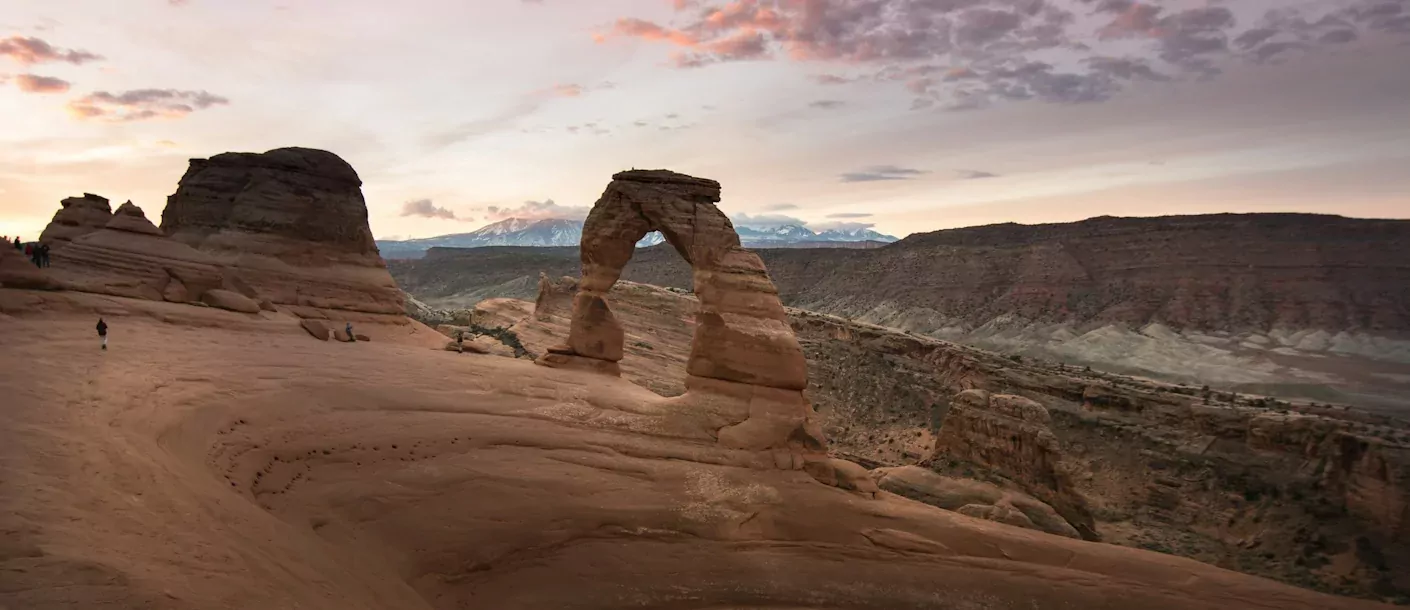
(536, 170, 858, 491)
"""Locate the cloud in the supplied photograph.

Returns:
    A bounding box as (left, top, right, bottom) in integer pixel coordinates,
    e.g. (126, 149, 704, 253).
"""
(812, 220, 877, 232)
(0, 36, 102, 65)
(400, 199, 467, 221)
(67, 89, 229, 122)
(809, 99, 846, 109)
(549, 83, 585, 97)
(765, 203, 799, 211)
(811, 74, 855, 85)
(11, 73, 69, 93)
(597, 1, 1409, 111)
(425, 100, 540, 149)
(827, 212, 872, 219)
(958, 169, 998, 179)
(731, 212, 808, 228)
(484, 199, 590, 222)
(840, 165, 928, 183)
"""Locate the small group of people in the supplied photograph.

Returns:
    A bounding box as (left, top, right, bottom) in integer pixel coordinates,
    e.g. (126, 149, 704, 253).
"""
(24, 241, 51, 268)
(7, 236, 51, 267)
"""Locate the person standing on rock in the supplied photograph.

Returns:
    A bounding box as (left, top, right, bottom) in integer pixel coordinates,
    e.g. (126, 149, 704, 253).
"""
(346, 322, 356, 342)
(38, 243, 50, 268)
(12, 236, 19, 251)
(97, 318, 108, 351)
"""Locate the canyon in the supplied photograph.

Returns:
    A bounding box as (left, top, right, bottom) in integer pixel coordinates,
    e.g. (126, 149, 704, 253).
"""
(391, 213, 1410, 412)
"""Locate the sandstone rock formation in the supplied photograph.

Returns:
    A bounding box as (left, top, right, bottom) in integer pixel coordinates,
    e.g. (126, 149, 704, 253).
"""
(38, 193, 112, 247)
(931, 389, 1098, 539)
(874, 465, 1081, 538)
(48, 202, 228, 304)
(0, 243, 60, 290)
(161, 147, 404, 317)
(537, 170, 833, 484)
(105, 201, 163, 236)
(0, 298, 1378, 610)
(405, 268, 1410, 601)
(201, 289, 261, 314)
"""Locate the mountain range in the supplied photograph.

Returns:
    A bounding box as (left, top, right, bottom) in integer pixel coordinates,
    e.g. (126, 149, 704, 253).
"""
(375, 217, 897, 259)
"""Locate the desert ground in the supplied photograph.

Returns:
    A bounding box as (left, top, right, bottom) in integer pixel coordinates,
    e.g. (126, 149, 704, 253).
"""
(0, 288, 1390, 609)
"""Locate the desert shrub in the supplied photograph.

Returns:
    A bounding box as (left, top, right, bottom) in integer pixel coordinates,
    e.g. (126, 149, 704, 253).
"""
(464, 322, 530, 358)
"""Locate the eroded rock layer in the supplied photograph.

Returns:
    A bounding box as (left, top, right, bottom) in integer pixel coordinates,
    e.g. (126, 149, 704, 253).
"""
(161, 147, 403, 316)
(931, 389, 1098, 540)
(48, 202, 228, 306)
(38, 193, 112, 247)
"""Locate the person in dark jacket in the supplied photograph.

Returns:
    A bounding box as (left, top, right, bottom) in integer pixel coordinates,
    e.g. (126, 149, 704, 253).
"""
(97, 318, 108, 351)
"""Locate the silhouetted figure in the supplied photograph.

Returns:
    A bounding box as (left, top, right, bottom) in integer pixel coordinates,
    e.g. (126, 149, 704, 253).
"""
(38, 243, 50, 268)
(346, 322, 355, 342)
(12, 237, 19, 251)
(97, 318, 109, 351)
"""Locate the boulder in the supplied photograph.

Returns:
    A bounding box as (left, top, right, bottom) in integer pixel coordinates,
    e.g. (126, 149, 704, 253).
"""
(300, 319, 331, 341)
(160, 147, 404, 316)
(38, 193, 112, 247)
(354, 333, 370, 342)
(258, 298, 277, 312)
(201, 289, 261, 314)
(161, 277, 190, 303)
(334, 328, 352, 342)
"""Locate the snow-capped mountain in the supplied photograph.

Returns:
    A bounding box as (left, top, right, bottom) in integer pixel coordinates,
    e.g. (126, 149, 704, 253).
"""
(377, 218, 895, 259)
(734, 225, 818, 243)
(814, 227, 898, 242)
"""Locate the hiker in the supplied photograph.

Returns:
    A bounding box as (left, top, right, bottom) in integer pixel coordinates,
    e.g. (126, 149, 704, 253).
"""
(12, 236, 19, 251)
(346, 322, 356, 342)
(97, 318, 108, 351)
(38, 243, 50, 268)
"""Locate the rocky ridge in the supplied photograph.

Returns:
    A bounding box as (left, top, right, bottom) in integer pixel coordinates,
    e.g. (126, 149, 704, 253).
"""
(28, 148, 409, 325)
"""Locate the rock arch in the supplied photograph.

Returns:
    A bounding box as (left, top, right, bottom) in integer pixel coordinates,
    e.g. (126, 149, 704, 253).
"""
(538, 170, 865, 489)
(539, 170, 806, 388)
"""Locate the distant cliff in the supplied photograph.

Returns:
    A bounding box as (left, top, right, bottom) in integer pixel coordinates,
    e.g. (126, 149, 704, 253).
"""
(389, 214, 1410, 406)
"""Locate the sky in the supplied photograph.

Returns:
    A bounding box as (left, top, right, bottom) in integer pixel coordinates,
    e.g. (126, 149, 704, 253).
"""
(1, 0, 1408, 241)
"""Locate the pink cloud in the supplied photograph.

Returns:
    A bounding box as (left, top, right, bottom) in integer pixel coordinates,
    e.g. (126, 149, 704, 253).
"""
(0, 35, 102, 65)
(67, 89, 229, 122)
(14, 73, 70, 93)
